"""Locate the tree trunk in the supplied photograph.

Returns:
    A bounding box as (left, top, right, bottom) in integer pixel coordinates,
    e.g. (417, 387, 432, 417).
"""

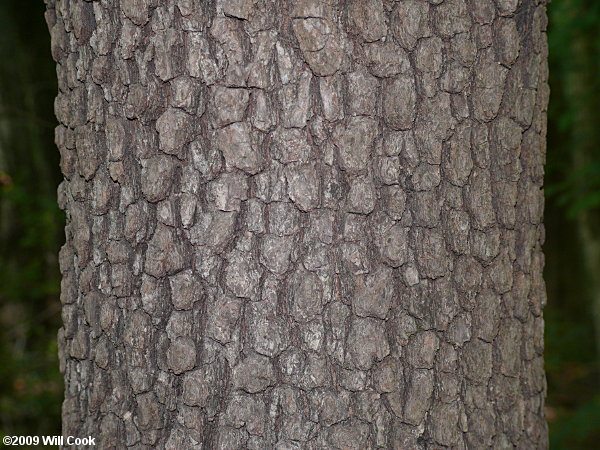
(46, 0, 549, 448)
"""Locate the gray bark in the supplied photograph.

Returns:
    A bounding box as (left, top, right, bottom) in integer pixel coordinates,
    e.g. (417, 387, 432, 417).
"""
(47, 0, 549, 448)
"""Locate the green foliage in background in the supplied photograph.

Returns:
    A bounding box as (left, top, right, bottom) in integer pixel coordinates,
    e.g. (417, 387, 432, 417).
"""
(0, 0, 63, 439)
(545, 0, 600, 448)
(547, 0, 600, 216)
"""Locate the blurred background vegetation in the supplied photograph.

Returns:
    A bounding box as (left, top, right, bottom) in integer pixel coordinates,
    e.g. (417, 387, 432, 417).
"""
(0, 0, 63, 440)
(0, 0, 598, 447)
(544, 0, 600, 447)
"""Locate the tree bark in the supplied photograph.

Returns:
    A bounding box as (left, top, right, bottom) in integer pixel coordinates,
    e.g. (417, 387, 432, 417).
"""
(47, 0, 549, 448)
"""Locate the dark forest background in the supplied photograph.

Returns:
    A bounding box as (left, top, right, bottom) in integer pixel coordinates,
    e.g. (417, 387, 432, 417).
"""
(0, 1, 598, 448)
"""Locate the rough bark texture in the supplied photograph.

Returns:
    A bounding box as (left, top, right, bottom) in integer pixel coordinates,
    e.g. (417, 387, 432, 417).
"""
(47, 0, 549, 448)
